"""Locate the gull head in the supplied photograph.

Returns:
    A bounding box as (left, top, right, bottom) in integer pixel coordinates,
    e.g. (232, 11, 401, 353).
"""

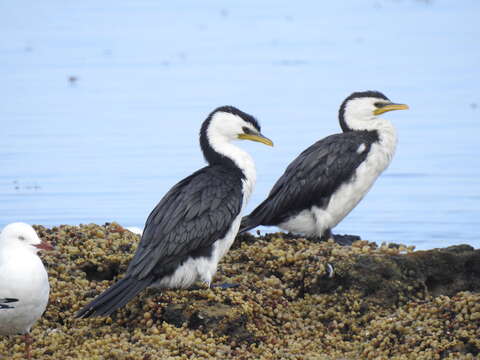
(0, 222, 53, 253)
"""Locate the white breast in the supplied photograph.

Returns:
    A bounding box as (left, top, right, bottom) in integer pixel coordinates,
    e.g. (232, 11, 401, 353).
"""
(154, 155, 255, 289)
(280, 122, 397, 237)
(0, 250, 50, 335)
(154, 214, 243, 289)
(154, 113, 258, 289)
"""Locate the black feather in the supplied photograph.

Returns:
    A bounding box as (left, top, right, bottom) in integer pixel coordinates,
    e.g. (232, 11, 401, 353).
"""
(240, 130, 379, 233)
(76, 276, 153, 318)
(0, 298, 18, 309)
(77, 106, 253, 318)
(77, 166, 243, 318)
(0, 298, 18, 303)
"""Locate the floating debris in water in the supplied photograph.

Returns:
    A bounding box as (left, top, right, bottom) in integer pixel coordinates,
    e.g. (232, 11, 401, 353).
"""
(68, 76, 78, 85)
(12, 180, 41, 192)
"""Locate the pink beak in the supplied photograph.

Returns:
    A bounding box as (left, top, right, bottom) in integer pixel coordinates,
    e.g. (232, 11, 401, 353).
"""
(34, 240, 54, 251)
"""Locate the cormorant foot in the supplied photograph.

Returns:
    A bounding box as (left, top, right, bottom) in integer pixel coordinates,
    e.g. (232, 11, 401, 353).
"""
(306, 235, 325, 243)
(188, 280, 212, 290)
(306, 229, 333, 243)
(305, 231, 360, 246)
(212, 283, 240, 289)
(332, 234, 361, 246)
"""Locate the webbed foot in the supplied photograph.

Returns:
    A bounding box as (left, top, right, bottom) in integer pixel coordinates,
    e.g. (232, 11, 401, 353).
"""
(212, 283, 240, 289)
(332, 234, 361, 246)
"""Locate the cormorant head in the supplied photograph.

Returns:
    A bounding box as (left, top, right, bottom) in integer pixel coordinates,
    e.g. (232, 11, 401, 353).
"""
(0, 222, 54, 254)
(338, 91, 409, 132)
(200, 105, 273, 166)
(203, 106, 273, 146)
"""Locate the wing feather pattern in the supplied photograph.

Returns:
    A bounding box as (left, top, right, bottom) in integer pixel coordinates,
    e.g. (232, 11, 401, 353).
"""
(240, 131, 377, 232)
(129, 165, 243, 279)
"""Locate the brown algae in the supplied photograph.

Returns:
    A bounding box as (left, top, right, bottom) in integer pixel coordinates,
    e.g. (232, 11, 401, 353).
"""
(1, 223, 479, 359)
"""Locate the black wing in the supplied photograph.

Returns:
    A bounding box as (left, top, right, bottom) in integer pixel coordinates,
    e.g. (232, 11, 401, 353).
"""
(0, 298, 18, 309)
(128, 165, 244, 279)
(241, 131, 377, 230)
(76, 165, 244, 318)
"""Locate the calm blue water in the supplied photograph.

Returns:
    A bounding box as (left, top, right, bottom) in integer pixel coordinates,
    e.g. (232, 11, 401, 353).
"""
(1, 1, 479, 250)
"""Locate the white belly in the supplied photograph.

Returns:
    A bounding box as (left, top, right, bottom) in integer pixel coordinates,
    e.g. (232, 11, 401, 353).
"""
(0, 254, 50, 335)
(152, 214, 242, 289)
(279, 138, 396, 237)
(153, 154, 254, 289)
(278, 209, 317, 236)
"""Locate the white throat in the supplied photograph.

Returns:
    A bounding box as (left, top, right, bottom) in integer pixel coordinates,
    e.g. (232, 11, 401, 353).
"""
(345, 113, 385, 131)
(373, 117, 397, 162)
(345, 113, 397, 159)
(206, 129, 257, 206)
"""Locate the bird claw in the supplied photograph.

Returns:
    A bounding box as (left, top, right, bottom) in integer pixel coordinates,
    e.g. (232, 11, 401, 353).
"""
(305, 233, 360, 246)
(212, 283, 240, 289)
(332, 234, 361, 246)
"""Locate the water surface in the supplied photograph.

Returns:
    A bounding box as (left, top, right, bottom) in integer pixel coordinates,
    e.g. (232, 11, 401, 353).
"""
(1, 0, 479, 249)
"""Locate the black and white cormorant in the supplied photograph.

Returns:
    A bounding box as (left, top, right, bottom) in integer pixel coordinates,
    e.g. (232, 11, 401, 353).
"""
(240, 91, 408, 241)
(77, 106, 273, 318)
(0, 298, 18, 309)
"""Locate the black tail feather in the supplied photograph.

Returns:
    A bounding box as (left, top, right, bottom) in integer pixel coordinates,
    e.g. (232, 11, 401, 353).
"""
(0, 298, 18, 309)
(76, 276, 153, 318)
(0, 298, 18, 303)
(239, 215, 259, 234)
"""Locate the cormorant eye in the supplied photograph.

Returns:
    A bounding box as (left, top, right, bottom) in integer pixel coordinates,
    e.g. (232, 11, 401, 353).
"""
(242, 126, 254, 135)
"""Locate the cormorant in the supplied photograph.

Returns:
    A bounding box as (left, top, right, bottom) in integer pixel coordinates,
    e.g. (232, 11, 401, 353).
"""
(77, 106, 273, 318)
(240, 91, 408, 242)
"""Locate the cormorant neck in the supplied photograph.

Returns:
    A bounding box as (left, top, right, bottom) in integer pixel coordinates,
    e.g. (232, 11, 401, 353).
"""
(338, 106, 353, 132)
(200, 123, 257, 204)
(200, 122, 255, 180)
(339, 110, 396, 134)
(199, 110, 258, 202)
(200, 127, 238, 170)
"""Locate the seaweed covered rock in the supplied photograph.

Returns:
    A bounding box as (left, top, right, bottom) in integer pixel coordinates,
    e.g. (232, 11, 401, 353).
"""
(306, 243, 480, 305)
(1, 224, 479, 359)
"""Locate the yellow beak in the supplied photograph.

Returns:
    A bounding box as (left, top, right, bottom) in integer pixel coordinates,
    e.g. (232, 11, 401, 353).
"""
(238, 133, 274, 146)
(374, 103, 409, 116)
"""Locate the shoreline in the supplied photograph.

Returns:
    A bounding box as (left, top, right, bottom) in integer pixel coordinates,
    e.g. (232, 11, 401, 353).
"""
(2, 223, 479, 359)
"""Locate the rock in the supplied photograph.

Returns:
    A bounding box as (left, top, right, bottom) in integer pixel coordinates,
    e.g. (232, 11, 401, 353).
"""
(305, 244, 480, 305)
(163, 301, 255, 344)
(1, 225, 479, 359)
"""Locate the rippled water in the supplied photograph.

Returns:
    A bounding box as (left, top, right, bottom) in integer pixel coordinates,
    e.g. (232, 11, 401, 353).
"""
(1, 0, 479, 249)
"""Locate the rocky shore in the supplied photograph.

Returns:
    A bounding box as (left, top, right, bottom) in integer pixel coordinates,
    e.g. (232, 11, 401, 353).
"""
(1, 223, 479, 359)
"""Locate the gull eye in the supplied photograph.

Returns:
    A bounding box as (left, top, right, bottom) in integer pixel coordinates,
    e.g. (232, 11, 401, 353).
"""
(18, 235, 26, 241)
(242, 126, 254, 135)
